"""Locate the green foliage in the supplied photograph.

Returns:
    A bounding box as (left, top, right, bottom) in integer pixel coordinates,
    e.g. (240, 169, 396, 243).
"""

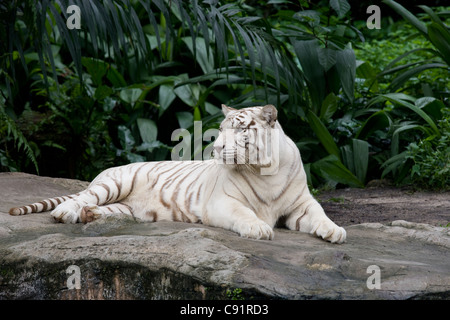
(216, 0, 367, 187)
(354, 24, 447, 96)
(406, 108, 450, 190)
(0, 0, 448, 191)
(226, 288, 245, 300)
(0, 106, 39, 173)
(379, 2, 450, 97)
(355, 3, 450, 189)
(360, 94, 447, 186)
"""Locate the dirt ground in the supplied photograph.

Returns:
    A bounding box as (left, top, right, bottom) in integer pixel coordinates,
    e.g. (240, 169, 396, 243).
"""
(317, 183, 450, 227)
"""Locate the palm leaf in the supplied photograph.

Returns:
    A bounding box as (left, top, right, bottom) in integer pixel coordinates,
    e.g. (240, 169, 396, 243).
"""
(374, 93, 441, 137)
(382, 0, 428, 37)
(5, 0, 296, 107)
(388, 62, 447, 91)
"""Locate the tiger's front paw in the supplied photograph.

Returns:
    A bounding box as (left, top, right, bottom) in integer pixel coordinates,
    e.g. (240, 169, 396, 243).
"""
(314, 220, 346, 244)
(235, 219, 274, 240)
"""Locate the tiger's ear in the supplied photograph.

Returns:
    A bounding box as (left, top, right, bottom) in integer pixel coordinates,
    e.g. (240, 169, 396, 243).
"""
(221, 104, 236, 116)
(262, 104, 277, 127)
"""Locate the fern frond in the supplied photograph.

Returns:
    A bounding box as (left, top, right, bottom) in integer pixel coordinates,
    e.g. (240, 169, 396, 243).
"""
(0, 106, 39, 174)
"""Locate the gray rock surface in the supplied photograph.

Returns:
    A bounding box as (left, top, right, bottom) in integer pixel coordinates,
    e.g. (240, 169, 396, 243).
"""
(0, 172, 449, 300)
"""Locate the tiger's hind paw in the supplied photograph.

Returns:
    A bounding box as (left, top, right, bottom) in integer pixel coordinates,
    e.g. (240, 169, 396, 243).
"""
(51, 200, 82, 224)
(80, 205, 104, 224)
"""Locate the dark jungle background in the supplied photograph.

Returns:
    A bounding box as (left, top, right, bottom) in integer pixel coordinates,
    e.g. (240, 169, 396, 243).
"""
(1, 0, 449, 190)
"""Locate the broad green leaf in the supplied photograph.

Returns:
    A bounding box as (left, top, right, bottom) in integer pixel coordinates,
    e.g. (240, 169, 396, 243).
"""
(383, 0, 427, 37)
(330, 0, 351, 18)
(136, 141, 168, 153)
(340, 145, 354, 174)
(389, 63, 447, 91)
(293, 40, 321, 84)
(159, 84, 176, 116)
(427, 22, 450, 65)
(124, 152, 146, 163)
(182, 37, 214, 74)
(119, 88, 143, 106)
(391, 124, 427, 156)
(135, 77, 176, 111)
(307, 110, 340, 160)
(94, 85, 113, 101)
(137, 118, 158, 143)
(368, 92, 416, 105)
(176, 111, 193, 129)
(377, 94, 440, 137)
(174, 75, 200, 107)
(320, 93, 338, 122)
(356, 61, 377, 79)
(118, 125, 135, 151)
(146, 35, 161, 50)
(174, 84, 197, 107)
(335, 48, 356, 103)
(81, 57, 108, 86)
(312, 155, 364, 188)
(418, 5, 444, 26)
(416, 98, 445, 121)
(293, 39, 326, 110)
(340, 139, 369, 184)
(415, 97, 436, 109)
(351, 139, 369, 183)
(356, 110, 391, 140)
(106, 66, 127, 88)
(293, 10, 321, 27)
(205, 102, 221, 115)
(317, 47, 337, 72)
(381, 151, 408, 179)
(356, 61, 379, 92)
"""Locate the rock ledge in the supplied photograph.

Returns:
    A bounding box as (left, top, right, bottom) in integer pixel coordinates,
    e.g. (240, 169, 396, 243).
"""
(0, 172, 449, 300)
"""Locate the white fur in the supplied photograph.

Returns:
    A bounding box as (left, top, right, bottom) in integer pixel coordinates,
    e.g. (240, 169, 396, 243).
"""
(10, 105, 346, 243)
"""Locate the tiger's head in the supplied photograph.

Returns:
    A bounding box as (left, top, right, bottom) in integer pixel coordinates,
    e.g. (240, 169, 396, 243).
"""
(213, 104, 280, 175)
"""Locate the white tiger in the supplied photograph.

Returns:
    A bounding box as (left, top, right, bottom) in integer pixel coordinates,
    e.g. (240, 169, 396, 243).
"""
(9, 104, 346, 243)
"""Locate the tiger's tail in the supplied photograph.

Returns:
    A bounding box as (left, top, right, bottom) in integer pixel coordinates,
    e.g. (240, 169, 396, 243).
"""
(9, 193, 80, 216)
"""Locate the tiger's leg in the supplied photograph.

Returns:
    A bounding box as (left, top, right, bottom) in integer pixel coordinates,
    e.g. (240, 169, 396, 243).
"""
(80, 203, 133, 223)
(51, 183, 125, 223)
(206, 202, 274, 240)
(285, 198, 346, 243)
